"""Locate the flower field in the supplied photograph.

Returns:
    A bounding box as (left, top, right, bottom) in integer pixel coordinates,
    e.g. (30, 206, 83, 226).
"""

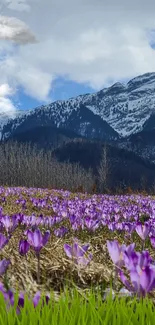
(0, 186, 155, 319)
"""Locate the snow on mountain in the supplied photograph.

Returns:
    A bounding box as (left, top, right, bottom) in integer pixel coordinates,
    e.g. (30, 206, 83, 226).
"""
(0, 109, 27, 139)
(81, 72, 155, 137)
(1, 72, 155, 140)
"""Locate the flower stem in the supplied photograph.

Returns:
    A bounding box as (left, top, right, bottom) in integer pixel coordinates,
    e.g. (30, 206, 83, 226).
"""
(37, 253, 40, 284)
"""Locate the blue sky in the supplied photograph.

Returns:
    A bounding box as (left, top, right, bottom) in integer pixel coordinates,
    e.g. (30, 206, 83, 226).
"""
(16, 77, 95, 111)
(1, 0, 155, 116)
(17, 76, 133, 111)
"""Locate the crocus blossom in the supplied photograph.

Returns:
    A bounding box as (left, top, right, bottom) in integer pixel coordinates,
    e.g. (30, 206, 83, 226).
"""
(106, 240, 135, 269)
(119, 265, 155, 297)
(1, 216, 18, 234)
(26, 229, 50, 253)
(123, 250, 153, 272)
(19, 239, 30, 256)
(135, 223, 150, 241)
(0, 233, 9, 250)
(106, 240, 124, 267)
(0, 259, 10, 275)
(64, 238, 92, 266)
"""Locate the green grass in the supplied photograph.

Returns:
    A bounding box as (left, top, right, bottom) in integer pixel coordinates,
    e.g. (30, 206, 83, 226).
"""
(0, 285, 155, 324)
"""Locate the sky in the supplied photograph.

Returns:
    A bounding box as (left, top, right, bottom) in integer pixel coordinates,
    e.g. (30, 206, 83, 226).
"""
(1, 0, 155, 117)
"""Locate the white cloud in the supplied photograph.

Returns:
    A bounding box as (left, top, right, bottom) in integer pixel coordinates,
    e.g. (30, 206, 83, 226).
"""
(0, 16, 37, 44)
(0, 83, 13, 97)
(1, 0, 155, 106)
(0, 83, 16, 116)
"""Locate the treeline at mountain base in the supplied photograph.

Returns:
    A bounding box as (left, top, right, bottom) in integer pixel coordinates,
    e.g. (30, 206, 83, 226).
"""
(0, 140, 155, 195)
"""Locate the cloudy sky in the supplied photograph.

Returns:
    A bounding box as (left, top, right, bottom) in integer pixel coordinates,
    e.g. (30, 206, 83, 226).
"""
(1, 0, 155, 116)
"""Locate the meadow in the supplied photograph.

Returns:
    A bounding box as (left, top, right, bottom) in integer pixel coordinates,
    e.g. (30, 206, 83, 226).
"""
(0, 186, 155, 323)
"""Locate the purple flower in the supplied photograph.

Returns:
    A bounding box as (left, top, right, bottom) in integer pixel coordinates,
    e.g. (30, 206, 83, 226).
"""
(1, 216, 18, 234)
(0, 285, 14, 311)
(64, 238, 92, 266)
(129, 265, 155, 297)
(27, 229, 50, 253)
(135, 223, 150, 240)
(32, 291, 50, 308)
(18, 292, 25, 308)
(119, 270, 135, 293)
(119, 249, 155, 297)
(54, 226, 68, 237)
(124, 243, 135, 256)
(16, 292, 25, 314)
(33, 291, 41, 308)
(124, 250, 152, 272)
(107, 240, 125, 268)
(84, 217, 99, 231)
(6, 289, 14, 306)
(19, 239, 30, 256)
(0, 259, 10, 275)
(0, 233, 9, 250)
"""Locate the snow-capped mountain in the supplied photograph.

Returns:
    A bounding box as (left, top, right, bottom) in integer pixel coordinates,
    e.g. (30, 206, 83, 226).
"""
(0, 109, 28, 140)
(1, 72, 155, 141)
(1, 102, 118, 141)
(80, 72, 155, 137)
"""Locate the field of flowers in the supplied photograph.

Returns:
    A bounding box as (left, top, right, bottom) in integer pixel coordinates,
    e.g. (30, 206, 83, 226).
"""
(0, 186, 155, 318)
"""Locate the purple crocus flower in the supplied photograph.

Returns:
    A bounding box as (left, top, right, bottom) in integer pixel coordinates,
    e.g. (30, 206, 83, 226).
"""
(64, 238, 92, 266)
(135, 223, 150, 240)
(1, 216, 18, 234)
(119, 265, 155, 297)
(6, 289, 14, 306)
(84, 217, 99, 231)
(26, 229, 50, 284)
(124, 250, 153, 273)
(26, 229, 50, 253)
(18, 292, 25, 308)
(54, 226, 68, 237)
(0, 233, 9, 250)
(0, 288, 25, 315)
(33, 291, 41, 308)
(0, 259, 10, 275)
(0, 284, 14, 312)
(139, 266, 155, 295)
(32, 291, 50, 308)
(107, 240, 125, 268)
(16, 292, 25, 315)
(19, 239, 30, 256)
(107, 240, 136, 283)
(123, 243, 135, 258)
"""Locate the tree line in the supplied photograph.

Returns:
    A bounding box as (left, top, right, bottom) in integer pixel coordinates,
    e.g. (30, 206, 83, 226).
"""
(0, 140, 154, 195)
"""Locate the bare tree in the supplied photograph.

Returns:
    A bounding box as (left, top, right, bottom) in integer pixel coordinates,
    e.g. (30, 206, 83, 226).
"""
(0, 141, 95, 193)
(97, 143, 111, 193)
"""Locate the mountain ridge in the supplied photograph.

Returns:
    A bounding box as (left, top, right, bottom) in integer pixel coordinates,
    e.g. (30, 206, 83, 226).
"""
(1, 72, 155, 141)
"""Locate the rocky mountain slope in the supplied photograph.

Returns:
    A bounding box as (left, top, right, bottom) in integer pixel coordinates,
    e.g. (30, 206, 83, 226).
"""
(2, 72, 155, 141)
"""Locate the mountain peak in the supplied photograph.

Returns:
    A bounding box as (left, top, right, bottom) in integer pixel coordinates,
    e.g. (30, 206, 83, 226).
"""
(127, 72, 155, 91)
(1, 72, 155, 140)
(110, 82, 125, 88)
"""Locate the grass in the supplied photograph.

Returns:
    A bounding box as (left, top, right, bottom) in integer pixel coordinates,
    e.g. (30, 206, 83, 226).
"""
(0, 284, 155, 324)
(0, 186, 155, 305)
